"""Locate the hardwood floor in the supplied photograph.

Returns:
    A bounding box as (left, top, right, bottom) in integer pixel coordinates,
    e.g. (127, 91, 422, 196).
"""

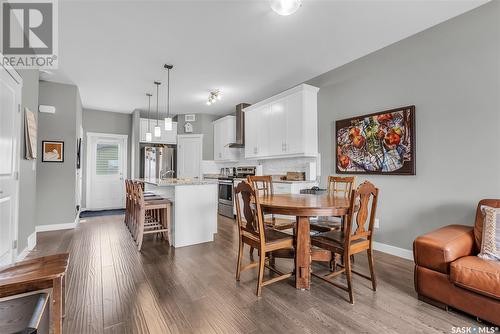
(27, 214, 478, 333)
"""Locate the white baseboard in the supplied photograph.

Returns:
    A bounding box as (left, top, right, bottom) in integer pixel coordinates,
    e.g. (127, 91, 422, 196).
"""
(16, 247, 29, 261)
(36, 214, 80, 233)
(27, 231, 37, 250)
(16, 231, 38, 261)
(373, 241, 413, 261)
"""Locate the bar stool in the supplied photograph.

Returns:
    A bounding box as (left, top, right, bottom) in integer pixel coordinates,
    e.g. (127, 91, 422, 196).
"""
(132, 182, 171, 251)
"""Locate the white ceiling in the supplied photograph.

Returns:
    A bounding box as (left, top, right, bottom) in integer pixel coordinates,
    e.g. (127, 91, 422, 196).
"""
(50, 0, 487, 115)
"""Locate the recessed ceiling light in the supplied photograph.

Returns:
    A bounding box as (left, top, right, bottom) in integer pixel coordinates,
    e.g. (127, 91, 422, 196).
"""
(270, 0, 302, 16)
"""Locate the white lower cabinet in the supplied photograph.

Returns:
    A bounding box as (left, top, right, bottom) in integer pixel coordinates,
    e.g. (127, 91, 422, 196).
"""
(244, 84, 319, 160)
(272, 182, 319, 195)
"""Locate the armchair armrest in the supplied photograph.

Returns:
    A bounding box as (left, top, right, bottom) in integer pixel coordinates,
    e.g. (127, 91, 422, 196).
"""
(413, 225, 474, 274)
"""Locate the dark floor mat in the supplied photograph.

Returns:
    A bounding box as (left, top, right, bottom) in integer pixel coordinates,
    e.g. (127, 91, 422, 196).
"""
(80, 209, 125, 218)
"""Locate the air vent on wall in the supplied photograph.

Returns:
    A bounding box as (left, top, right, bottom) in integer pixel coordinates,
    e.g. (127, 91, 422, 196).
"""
(39, 105, 56, 113)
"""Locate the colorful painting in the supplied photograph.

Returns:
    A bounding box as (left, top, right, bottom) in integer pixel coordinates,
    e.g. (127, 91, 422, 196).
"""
(42, 141, 64, 162)
(336, 106, 415, 175)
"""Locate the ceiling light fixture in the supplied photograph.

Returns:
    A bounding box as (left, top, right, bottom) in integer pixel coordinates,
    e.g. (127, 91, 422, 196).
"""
(164, 64, 173, 131)
(207, 90, 221, 105)
(145, 93, 153, 142)
(154, 81, 162, 137)
(270, 0, 302, 16)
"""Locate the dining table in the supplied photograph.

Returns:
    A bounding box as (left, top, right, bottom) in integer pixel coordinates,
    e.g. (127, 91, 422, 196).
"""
(258, 194, 351, 290)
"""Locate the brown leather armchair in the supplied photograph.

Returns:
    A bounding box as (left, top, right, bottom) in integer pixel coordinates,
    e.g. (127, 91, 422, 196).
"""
(413, 199, 500, 325)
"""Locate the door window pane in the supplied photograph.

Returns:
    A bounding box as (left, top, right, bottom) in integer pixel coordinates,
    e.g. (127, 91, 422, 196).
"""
(96, 143, 119, 175)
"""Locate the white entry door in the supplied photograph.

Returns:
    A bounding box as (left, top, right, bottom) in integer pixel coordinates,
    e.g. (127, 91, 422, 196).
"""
(86, 133, 128, 210)
(0, 63, 22, 266)
(177, 134, 203, 179)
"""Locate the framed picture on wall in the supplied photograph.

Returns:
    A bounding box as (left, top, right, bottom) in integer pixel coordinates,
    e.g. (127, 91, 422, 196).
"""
(335, 105, 415, 175)
(42, 141, 64, 163)
(76, 138, 82, 169)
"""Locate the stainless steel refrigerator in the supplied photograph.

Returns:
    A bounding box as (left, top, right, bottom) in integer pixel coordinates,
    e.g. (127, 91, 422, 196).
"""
(142, 146, 176, 179)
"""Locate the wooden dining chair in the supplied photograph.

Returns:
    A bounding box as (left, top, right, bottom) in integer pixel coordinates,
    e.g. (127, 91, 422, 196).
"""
(310, 176, 356, 233)
(310, 181, 378, 304)
(247, 175, 296, 231)
(234, 181, 294, 296)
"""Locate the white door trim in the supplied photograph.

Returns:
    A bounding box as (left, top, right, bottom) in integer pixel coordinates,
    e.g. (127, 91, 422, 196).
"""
(0, 60, 22, 264)
(86, 132, 128, 210)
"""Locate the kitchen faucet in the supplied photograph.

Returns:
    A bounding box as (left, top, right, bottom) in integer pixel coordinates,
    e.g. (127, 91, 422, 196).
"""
(160, 169, 175, 179)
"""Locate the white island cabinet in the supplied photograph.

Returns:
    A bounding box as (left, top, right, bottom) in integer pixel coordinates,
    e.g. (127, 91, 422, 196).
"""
(142, 178, 218, 248)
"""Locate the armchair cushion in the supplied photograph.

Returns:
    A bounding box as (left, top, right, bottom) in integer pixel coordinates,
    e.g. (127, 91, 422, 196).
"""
(414, 225, 474, 274)
(450, 256, 500, 300)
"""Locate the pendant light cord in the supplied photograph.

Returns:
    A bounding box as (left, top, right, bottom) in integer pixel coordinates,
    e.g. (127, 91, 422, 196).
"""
(155, 82, 160, 126)
(167, 68, 170, 118)
(147, 93, 151, 131)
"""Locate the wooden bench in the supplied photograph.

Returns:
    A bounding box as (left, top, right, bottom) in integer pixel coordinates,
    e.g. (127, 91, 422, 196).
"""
(0, 253, 69, 334)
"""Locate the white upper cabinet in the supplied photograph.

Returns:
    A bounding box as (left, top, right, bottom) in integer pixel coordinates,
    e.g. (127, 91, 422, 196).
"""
(244, 84, 319, 159)
(139, 118, 177, 144)
(213, 116, 240, 161)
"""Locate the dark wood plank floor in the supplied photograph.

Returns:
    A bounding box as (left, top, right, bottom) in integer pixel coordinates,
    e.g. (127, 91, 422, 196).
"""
(27, 214, 478, 333)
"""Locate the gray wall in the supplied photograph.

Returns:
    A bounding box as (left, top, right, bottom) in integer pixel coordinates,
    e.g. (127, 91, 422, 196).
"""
(17, 70, 39, 253)
(308, 1, 500, 250)
(36, 81, 81, 226)
(81, 109, 132, 208)
(176, 113, 219, 160)
(131, 110, 140, 178)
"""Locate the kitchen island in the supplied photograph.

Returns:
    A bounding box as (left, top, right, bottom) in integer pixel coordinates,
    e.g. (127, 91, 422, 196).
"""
(139, 178, 218, 248)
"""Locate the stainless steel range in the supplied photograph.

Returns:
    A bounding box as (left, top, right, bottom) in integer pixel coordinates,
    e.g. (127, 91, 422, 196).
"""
(217, 166, 256, 218)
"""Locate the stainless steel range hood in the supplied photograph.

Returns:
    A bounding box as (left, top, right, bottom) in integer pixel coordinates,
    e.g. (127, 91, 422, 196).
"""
(228, 103, 251, 148)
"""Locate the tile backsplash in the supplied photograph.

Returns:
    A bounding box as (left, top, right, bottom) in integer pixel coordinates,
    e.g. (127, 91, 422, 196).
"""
(259, 156, 319, 176)
(202, 155, 321, 179)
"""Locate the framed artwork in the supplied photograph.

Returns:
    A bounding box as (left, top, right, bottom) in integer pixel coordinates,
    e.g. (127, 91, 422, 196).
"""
(335, 105, 415, 175)
(42, 141, 64, 162)
(76, 138, 82, 169)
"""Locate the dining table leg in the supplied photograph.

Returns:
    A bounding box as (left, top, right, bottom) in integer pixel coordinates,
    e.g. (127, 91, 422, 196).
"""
(295, 216, 311, 290)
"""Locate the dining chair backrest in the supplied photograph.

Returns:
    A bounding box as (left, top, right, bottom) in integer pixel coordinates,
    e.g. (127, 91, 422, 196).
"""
(328, 176, 356, 199)
(344, 181, 379, 247)
(247, 175, 273, 196)
(234, 181, 266, 247)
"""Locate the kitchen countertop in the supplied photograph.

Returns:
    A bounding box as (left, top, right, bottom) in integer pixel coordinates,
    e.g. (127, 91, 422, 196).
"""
(136, 178, 218, 187)
(202, 174, 221, 179)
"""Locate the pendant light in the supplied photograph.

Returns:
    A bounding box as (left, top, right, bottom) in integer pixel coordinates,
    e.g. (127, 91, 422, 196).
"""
(164, 64, 173, 131)
(145, 93, 153, 142)
(154, 81, 161, 137)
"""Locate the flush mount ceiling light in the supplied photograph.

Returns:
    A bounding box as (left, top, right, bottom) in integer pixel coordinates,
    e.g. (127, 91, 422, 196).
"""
(163, 64, 173, 131)
(154, 81, 162, 137)
(270, 0, 302, 16)
(206, 90, 222, 105)
(145, 93, 153, 142)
